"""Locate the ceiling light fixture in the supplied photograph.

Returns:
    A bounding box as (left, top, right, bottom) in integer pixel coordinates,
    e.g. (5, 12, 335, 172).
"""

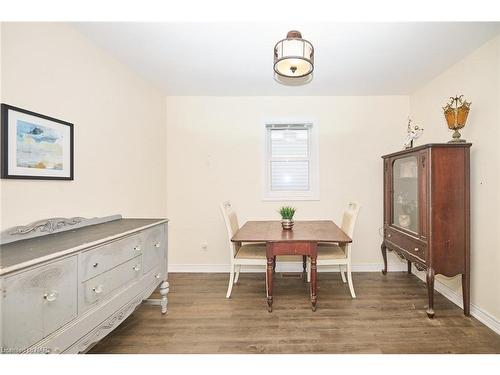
(273, 30, 314, 79)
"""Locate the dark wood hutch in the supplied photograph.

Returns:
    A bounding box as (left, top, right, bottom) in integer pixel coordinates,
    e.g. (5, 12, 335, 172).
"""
(381, 143, 471, 318)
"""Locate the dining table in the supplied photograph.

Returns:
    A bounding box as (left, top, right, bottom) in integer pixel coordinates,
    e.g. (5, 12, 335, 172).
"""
(231, 220, 352, 312)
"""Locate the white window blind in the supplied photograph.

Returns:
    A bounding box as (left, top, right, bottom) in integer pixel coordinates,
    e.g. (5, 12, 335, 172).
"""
(263, 123, 318, 201)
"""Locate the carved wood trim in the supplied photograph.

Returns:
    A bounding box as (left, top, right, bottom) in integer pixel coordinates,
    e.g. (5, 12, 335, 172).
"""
(1, 215, 122, 245)
(68, 279, 163, 353)
(9, 217, 85, 235)
(414, 262, 427, 272)
(73, 294, 145, 353)
(387, 247, 427, 271)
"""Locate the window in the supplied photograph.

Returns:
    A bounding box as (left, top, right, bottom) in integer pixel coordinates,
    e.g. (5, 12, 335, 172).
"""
(263, 123, 319, 201)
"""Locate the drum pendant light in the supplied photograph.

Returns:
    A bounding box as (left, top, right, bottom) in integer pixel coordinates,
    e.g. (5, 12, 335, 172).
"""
(273, 30, 314, 78)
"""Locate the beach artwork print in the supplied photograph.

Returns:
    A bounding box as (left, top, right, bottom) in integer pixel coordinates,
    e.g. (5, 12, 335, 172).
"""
(16, 120, 64, 170)
(2, 104, 74, 180)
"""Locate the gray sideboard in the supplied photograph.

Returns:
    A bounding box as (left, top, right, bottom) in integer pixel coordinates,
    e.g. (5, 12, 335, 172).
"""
(0, 215, 169, 354)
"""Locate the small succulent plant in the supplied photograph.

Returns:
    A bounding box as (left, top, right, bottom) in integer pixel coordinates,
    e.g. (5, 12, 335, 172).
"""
(279, 206, 296, 220)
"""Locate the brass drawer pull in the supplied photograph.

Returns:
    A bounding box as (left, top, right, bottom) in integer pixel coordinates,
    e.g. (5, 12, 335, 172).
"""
(387, 233, 392, 238)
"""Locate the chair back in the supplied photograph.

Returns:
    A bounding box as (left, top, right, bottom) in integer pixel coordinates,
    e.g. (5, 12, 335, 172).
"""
(219, 201, 240, 259)
(341, 201, 361, 258)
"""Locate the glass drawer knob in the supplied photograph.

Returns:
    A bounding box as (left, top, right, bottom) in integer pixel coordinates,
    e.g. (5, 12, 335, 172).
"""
(133, 265, 141, 272)
(93, 285, 103, 294)
(43, 291, 58, 302)
(134, 246, 141, 252)
(154, 242, 161, 248)
(92, 262, 99, 268)
(387, 234, 392, 238)
(155, 273, 161, 279)
(414, 247, 420, 252)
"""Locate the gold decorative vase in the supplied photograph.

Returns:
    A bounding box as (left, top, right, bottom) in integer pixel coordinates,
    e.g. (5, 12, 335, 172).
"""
(443, 95, 471, 143)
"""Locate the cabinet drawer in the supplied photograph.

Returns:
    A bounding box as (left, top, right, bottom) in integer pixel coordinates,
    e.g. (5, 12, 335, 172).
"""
(385, 227, 427, 261)
(79, 234, 142, 282)
(79, 256, 142, 313)
(142, 225, 166, 274)
(2, 257, 77, 351)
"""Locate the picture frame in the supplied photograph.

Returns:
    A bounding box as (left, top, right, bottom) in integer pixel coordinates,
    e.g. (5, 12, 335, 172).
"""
(1, 104, 74, 180)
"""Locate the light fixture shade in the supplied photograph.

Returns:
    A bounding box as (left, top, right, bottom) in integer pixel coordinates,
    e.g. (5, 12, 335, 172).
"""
(442, 95, 471, 143)
(443, 96, 471, 130)
(274, 30, 314, 78)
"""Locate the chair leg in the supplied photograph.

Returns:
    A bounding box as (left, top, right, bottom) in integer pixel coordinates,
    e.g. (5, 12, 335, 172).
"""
(306, 260, 311, 283)
(234, 265, 241, 284)
(265, 266, 268, 297)
(346, 263, 356, 298)
(226, 264, 235, 298)
(340, 265, 347, 283)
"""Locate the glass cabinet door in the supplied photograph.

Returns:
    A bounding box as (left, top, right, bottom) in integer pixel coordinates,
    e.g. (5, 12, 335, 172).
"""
(392, 156, 419, 233)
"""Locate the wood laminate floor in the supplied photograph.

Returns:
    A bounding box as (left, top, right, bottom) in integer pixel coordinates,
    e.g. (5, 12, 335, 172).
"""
(89, 272, 500, 354)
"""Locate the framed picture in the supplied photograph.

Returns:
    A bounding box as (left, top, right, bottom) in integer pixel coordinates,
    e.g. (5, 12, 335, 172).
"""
(1, 104, 74, 180)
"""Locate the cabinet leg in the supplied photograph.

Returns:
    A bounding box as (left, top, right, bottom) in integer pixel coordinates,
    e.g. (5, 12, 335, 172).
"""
(267, 257, 274, 312)
(426, 268, 435, 318)
(381, 242, 388, 275)
(407, 261, 412, 274)
(159, 280, 170, 314)
(462, 273, 470, 316)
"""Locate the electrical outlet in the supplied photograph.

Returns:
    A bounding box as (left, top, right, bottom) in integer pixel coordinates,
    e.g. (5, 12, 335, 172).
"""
(201, 243, 208, 251)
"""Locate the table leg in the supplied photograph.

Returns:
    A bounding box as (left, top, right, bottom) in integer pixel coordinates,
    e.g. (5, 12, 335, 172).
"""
(267, 257, 274, 312)
(310, 256, 317, 311)
(302, 255, 307, 273)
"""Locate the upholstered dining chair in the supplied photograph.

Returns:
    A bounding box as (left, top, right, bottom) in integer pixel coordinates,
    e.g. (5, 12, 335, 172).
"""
(307, 201, 361, 298)
(220, 201, 267, 298)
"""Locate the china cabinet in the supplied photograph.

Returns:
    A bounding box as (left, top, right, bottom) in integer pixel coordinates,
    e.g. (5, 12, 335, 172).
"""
(381, 143, 471, 318)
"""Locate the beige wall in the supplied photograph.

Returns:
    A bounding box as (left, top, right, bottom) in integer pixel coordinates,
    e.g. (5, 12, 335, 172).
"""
(410, 35, 500, 320)
(0, 23, 167, 229)
(2, 22, 497, 324)
(166, 96, 409, 269)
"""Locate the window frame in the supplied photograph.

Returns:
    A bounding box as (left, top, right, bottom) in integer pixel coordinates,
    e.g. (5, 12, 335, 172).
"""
(262, 122, 319, 201)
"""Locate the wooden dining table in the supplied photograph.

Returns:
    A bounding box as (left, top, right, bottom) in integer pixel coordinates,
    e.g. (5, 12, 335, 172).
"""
(231, 220, 352, 312)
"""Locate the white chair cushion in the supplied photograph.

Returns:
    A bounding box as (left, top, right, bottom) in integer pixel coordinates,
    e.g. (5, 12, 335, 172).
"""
(317, 243, 347, 260)
(235, 243, 267, 259)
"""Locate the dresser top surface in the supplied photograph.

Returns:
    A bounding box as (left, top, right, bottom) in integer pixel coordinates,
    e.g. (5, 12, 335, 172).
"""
(0, 218, 167, 276)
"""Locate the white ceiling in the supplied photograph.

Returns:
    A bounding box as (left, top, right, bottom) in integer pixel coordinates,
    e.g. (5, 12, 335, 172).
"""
(75, 22, 500, 96)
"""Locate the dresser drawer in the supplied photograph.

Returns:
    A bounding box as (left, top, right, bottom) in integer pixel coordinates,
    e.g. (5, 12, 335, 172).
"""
(79, 256, 142, 313)
(2, 256, 77, 351)
(142, 225, 166, 274)
(385, 227, 427, 261)
(79, 234, 142, 282)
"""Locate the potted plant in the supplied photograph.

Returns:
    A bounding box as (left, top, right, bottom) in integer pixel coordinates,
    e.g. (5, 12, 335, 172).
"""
(279, 206, 296, 230)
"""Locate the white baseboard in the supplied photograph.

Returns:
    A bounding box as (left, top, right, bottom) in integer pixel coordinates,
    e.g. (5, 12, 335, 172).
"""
(168, 261, 406, 273)
(412, 272, 500, 335)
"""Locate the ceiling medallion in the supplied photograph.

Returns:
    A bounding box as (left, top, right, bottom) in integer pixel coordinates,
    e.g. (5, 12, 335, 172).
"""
(273, 30, 314, 79)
